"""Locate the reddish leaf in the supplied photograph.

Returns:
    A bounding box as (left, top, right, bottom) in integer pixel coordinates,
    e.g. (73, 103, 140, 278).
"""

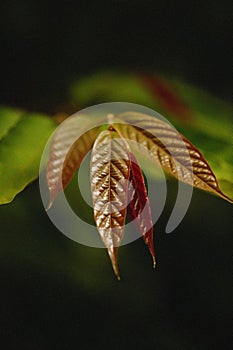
(114, 112, 232, 203)
(138, 74, 194, 123)
(128, 152, 156, 268)
(90, 127, 131, 279)
(45, 109, 232, 280)
(46, 115, 100, 209)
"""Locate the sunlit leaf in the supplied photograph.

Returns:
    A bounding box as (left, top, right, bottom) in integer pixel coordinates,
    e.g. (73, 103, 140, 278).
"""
(46, 114, 101, 209)
(166, 78, 233, 198)
(70, 70, 233, 199)
(0, 108, 56, 204)
(90, 128, 131, 279)
(114, 112, 232, 203)
(128, 152, 156, 267)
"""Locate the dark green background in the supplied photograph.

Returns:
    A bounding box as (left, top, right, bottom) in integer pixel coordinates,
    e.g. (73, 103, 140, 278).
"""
(0, 1, 232, 349)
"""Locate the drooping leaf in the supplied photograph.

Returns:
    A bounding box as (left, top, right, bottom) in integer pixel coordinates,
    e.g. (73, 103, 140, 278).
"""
(114, 112, 232, 203)
(70, 70, 233, 199)
(46, 115, 101, 209)
(0, 108, 56, 204)
(128, 152, 156, 267)
(90, 127, 131, 279)
(164, 78, 233, 198)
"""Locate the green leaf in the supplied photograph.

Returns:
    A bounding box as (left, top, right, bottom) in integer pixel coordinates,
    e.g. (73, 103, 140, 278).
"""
(0, 107, 56, 204)
(69, 70, 233, 199)
(0, 106, 24, 140)
(70, 70, 156, 108)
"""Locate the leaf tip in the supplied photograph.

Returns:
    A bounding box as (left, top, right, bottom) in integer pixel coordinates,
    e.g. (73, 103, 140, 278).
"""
(221, 193, 233, 204)
(112, 260, 121, 281)
(107, 247, 121, 280)
(152, 256, 157, 269)
(144, 231, 156, 269)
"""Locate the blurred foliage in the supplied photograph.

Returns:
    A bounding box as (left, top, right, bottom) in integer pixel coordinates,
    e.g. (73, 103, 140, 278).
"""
(0, 107, 56, 204)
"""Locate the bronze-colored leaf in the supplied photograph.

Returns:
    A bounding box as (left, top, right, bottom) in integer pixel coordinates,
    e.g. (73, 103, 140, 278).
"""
(46, 115, 100, 209)
(128, 152, 156, 268)
(90, 127, 131, 279)
(114, 112, 233, 203)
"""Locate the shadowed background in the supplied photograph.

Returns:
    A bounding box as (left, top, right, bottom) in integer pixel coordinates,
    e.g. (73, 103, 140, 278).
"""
(0, 1, 232, 349)
(0, 0, 232, 110)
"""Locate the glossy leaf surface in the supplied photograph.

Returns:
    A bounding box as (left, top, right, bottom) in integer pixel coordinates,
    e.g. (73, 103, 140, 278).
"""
(90, 128, 131, 278)
(128, 152, 156, 267)
(70, 70, 233, 199)
(46, 115, 100, 209)
(114, 112, 232, 203)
